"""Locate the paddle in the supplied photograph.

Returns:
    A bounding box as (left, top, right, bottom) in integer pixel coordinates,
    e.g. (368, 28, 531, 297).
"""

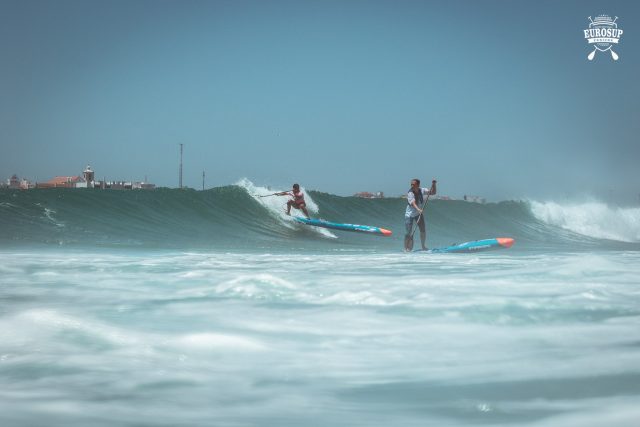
(256, 192, 288, 198)
(405, 195, 430, 251)
(405, 183, 434, 252)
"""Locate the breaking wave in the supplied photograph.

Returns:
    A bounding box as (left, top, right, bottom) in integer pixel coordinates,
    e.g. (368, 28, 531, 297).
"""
(1, 181, 638, 251)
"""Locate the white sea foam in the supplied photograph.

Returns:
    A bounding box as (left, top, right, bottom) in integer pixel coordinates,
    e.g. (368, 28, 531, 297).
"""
(2, 249, 640, 426)
(14, 309, 140, 347)
(235, 178, 336, 238)
(530, 200, 640, 243)
(175, 333, 265, 352)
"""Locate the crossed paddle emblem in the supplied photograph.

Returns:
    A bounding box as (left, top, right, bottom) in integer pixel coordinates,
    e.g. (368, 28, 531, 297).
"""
(585, 16, 621, 61)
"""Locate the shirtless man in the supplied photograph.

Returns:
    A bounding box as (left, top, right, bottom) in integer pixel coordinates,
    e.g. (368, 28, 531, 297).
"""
(277, 183, 310, 218)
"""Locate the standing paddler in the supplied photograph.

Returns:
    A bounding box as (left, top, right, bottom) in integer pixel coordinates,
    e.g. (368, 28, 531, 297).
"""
(404, 178, 437, 251)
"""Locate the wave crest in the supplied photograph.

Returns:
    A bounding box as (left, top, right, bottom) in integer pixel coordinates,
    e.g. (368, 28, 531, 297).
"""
(530, 201, 640, 243)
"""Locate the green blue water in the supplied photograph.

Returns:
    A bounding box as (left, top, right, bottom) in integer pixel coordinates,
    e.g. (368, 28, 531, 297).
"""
(2, 181, 638, 251)
(1, 182, 639, 426)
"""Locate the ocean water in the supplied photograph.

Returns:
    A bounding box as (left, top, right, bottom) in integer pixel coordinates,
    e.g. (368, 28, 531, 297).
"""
(1, 181, 640, 426)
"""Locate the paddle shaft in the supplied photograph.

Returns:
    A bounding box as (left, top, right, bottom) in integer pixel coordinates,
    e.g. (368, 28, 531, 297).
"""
(409, 192, 431, 239)
(258, 192, 289, 197)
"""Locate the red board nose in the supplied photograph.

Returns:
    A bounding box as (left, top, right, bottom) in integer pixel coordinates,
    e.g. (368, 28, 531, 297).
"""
(380, 228, 392, 236)
(497, 237, 514, 248)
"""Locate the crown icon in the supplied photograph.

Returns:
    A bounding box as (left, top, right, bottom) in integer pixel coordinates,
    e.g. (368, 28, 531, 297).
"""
(588, 15, 618, 28)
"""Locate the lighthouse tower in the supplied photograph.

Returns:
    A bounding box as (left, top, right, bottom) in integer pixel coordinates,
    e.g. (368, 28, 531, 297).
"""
(83, 165, 95, 188)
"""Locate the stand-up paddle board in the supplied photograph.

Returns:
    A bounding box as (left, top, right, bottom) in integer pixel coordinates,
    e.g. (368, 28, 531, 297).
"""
(414, 237, 514, 253)
(294, 217, 392, 236)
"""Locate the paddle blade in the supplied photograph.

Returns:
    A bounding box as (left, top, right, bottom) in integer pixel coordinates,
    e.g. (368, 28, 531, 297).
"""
(611, 49, 619, 60)
(588, 49, 596, 61)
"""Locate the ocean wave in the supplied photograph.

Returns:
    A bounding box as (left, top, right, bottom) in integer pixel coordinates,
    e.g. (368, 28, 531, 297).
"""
(530, 201, 640, 243)
(1, 183, 639, 251)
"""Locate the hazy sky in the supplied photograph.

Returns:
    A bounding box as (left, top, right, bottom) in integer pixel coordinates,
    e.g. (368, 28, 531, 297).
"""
(1, 0, 638, 202)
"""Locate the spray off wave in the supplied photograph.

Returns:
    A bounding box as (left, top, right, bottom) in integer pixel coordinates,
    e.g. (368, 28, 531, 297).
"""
(530, 201, 640, 243)
(236, 178, 336, 239)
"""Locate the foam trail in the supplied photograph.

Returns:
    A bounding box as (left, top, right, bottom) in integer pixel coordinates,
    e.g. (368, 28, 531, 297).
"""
(236, 178, 336, 238)
(35, 203, 65, 228)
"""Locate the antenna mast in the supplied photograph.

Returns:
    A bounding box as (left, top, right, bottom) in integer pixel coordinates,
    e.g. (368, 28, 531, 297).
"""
(179, 143, 183, 189)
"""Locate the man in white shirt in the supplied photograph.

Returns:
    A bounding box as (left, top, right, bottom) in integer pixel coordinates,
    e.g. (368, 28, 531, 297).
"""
(405, 178, 437, 251)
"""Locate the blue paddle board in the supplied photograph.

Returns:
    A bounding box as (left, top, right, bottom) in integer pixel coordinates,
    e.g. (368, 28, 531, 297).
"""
(294, 217, 392, 236)
(415, 237, 515, 253)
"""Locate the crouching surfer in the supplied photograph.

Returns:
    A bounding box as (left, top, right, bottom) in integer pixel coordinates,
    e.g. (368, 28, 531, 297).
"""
(277, 183, 310, 218)
(404, 178, 437, 251)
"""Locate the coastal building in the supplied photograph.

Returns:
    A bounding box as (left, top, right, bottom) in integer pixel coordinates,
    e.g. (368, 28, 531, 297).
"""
(82, 165, 95, 188)
(354, 191, 384, 198)
(5, 174, 33, 189)
(9, 174, 20, 189)
(5, 166, 155, 190)
(30, 165, 156, 190)
(93, 180, 156, 190)
(463, 195, 486, 204)
(37, 175, 84, 189)
(134, 182, 156, 190)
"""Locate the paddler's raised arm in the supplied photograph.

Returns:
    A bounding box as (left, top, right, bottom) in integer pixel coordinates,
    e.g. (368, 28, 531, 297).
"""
(427, 179, 437, 195)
